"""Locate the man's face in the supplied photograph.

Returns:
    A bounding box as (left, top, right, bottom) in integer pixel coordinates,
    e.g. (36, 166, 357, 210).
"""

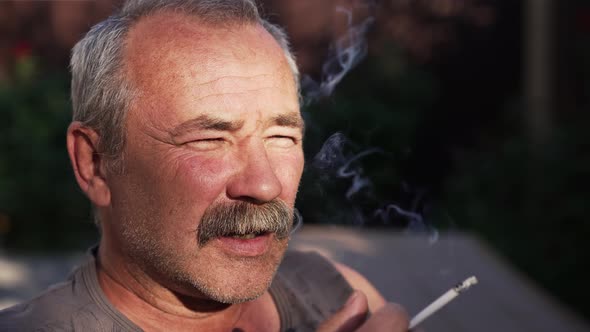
(103, 13, 304, 303)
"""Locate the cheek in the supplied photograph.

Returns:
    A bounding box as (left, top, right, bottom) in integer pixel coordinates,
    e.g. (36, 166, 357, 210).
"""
(272, 151, 304, 203)
(172, 153, 235, 203)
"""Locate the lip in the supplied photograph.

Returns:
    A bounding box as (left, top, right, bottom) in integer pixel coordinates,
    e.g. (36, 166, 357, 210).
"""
(214, 232, 272, 257)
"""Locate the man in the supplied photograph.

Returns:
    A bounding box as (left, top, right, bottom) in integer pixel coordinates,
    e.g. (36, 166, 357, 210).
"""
(0, 0, 409, 331)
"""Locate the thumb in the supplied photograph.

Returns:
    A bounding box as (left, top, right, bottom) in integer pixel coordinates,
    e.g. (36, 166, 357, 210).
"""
(317, 290, 369, 332)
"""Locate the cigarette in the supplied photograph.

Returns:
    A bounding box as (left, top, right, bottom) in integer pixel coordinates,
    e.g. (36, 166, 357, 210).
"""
(409, 276, 478, 329)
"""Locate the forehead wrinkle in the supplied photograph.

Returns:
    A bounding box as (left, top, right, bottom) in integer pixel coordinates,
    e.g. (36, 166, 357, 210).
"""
(125, 15, 260, 93)
(193, 86, 282, 103)
(123, 13, 300, 143)
(190, 71, 289, 99)
(125, 16, 296, 105)
(192, 74, 271, 88)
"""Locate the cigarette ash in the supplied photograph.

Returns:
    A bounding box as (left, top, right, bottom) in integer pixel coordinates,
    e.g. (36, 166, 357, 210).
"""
(409, 275, 479, 329)
(454, 275, 478, 293)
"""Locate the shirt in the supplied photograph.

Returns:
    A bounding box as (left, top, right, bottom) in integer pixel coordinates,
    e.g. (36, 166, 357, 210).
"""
(0, 249, 353, 331)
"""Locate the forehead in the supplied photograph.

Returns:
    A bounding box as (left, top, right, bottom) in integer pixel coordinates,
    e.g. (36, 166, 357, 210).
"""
(123, 12, 298, 124)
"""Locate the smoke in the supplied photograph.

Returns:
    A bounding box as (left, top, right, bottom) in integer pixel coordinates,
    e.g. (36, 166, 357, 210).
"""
(313, 133, 382, 201)
(302, 6, 375, 104)
(337, 148, 383, 199)
(302, 3, 439, 241)
(311, 133, 437, 239)
(374, 200, 440, 244)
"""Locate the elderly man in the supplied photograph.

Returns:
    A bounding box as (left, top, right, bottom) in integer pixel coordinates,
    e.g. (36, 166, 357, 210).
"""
(0, 0, 409, 331)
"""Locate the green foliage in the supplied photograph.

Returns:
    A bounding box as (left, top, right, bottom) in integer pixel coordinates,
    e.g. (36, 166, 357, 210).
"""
(0, 61, 96, 251)
(441, 115, 590, 317)
(0, 39, 587, 320)
(298, 43, 590, 317)
(298, 46, 438, 225)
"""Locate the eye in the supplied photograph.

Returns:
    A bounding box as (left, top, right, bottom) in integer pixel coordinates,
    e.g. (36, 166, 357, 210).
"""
(185, 138, 226, 151)
(266, 135, 298, 148)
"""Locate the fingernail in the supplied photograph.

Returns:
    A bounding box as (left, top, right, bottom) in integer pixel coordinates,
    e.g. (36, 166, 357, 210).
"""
(345, 291, 358, 306)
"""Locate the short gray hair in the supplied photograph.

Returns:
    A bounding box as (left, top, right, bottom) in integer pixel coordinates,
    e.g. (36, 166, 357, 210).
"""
(70, 0, 299, 172)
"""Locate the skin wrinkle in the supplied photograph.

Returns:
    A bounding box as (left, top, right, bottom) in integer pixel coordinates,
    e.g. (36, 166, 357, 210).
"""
(191, 74, 271, 87)
(65, 3, 401, 330)
(100, 256, 232, 319)
(146, 114, 280, 187)
(171, 113, 304, 142)
(88, 11, 303, 330)
(131, 72, 296, 141)
(124, 17, 293, 109)
(173, 116, 246, 137)
(191, 87, 280, 103)
(189, 75, 290, 96)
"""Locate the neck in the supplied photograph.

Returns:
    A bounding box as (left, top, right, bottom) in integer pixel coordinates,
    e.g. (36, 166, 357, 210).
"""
(96, 244, 252, 331)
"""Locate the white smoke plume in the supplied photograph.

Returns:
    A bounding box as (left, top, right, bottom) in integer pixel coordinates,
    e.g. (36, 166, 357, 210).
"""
(337, 148, 383, 199)
(374, 202, 439, 244)
(302, 6, 375, 104)
(313, 133, 381, 200)
(313, 133, 438, 239)
(303, 3, 439, 240)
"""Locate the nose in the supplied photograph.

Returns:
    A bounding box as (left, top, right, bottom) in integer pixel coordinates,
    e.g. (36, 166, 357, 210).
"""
(226, 144, 282, 204)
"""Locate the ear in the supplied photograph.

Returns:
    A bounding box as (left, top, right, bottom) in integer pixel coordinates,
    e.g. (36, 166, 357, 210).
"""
(66, 122, 111, 207)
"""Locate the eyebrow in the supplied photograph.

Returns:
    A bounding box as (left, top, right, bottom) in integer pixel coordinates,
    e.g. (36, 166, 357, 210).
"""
(269, 112, 305, 134)
(171, 112, 305, 137)
(171, 115, 244, 137)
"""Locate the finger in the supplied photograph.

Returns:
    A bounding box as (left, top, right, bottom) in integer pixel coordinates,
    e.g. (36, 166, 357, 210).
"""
(357, 303, 409, 332)
(316, 290, 369, 332)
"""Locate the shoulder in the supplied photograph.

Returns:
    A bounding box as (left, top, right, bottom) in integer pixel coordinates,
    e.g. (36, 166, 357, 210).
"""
(0, 280, 84, 331)
(0, 263, 114, 332)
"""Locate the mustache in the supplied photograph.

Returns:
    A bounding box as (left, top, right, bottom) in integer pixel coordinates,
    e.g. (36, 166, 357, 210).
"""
(197, 200, 294, 246)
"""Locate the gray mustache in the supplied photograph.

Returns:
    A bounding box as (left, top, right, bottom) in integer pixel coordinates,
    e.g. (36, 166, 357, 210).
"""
(197, 200, 293, 246)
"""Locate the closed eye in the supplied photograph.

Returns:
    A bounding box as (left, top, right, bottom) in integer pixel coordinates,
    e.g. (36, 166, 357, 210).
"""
(185, 138, 226, 151)
(266, 135, 298, 148)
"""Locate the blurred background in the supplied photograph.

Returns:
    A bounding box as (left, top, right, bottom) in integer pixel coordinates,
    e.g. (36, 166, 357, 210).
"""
(0, 0, 589, 328)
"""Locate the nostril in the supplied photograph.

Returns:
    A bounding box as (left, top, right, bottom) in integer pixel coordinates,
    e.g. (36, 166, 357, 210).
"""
(235, 196, 267, 205)
(225, 163, 283, 203)
(225, 145, 283, 203)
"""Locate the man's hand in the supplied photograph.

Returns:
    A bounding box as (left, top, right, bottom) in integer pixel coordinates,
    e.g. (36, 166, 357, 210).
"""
(317, 290, 409, 332)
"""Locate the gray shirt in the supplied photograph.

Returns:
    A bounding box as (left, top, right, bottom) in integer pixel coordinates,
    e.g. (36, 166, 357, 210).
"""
(0, 249, 353, 331)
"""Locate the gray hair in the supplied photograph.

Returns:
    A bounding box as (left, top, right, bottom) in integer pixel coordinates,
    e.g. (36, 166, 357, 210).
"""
(70, 0, 299, 172)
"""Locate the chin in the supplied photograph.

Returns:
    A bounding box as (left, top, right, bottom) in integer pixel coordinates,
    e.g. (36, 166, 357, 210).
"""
(173, 238, 288, 304)
(200, 274, 273, 304)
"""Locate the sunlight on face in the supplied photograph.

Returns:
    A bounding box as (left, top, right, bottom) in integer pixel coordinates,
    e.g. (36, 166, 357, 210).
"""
(104, 13, 304, 303)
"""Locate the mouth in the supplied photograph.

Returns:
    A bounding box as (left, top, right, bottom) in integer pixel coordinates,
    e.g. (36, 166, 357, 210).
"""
(215, 232, 274, 257)
(226, 231, 268, 240)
